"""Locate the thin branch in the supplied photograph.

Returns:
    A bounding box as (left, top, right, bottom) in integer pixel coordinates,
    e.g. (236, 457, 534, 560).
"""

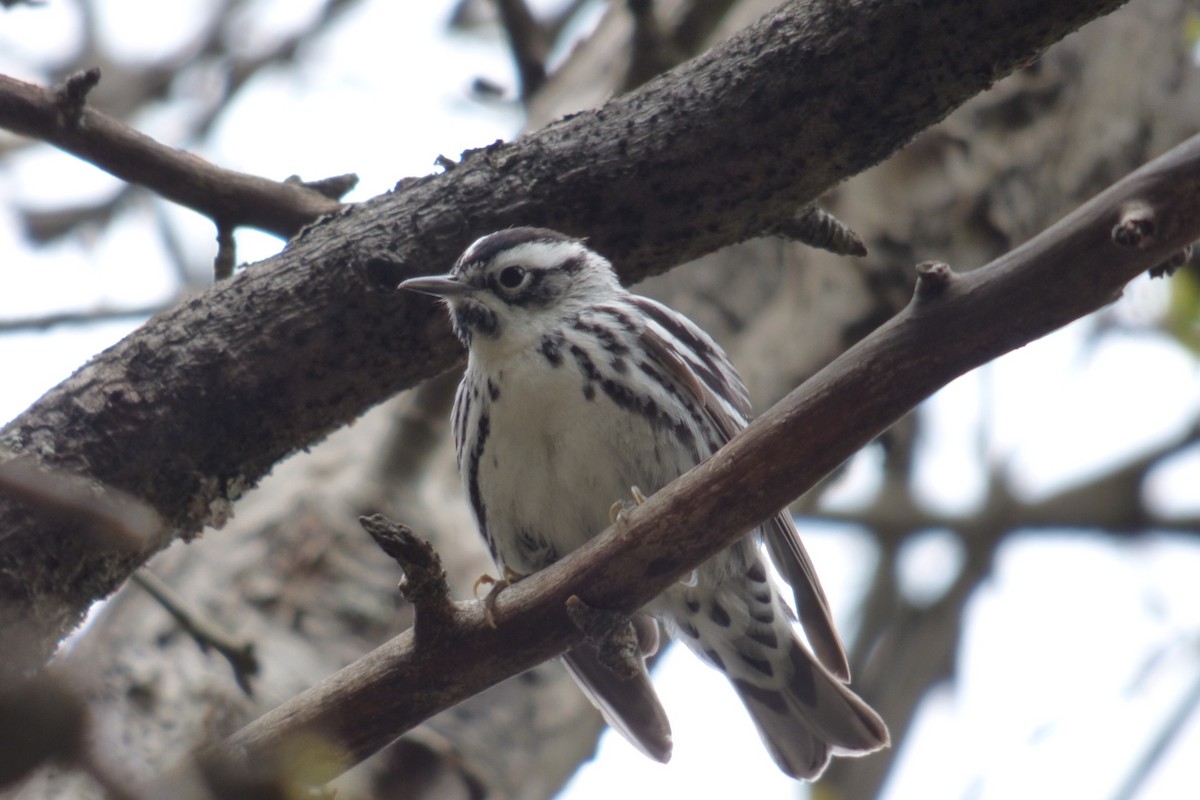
(495, 0, 548, 98)
(0, 301, 172, 333)
(196, 132, 1200, 790)
(0, 72, 342, 239)
(1111, 652, 1200, 800)
(131, 569, 259, 695)
(814, 420, 1200, 539)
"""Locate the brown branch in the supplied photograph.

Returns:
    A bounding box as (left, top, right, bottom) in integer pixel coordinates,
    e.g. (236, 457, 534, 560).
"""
(495, 0, 548, 98)
(771, 203, 869, 257)
(0, 71, 342, 239)
(196, 130, 1200, 790)
(359, 514, 455, 637)
(213, 224, 236, 281)
(0, 0, 1129, 675)
(130, 569, 259, 695)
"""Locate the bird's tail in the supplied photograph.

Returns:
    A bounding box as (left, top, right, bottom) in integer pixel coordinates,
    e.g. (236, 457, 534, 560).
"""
(662, 560, 889, 779)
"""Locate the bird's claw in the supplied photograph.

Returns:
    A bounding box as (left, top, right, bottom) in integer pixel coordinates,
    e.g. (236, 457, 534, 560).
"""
(565, 595, 643, 680)
(474, 566, 525, 628)
(608, 485, 649, 527)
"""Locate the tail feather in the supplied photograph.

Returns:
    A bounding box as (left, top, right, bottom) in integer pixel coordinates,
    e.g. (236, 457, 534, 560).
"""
(560, 622, 673, 763)
(732, 638, 888, 778)
(663, 555, 889, 780)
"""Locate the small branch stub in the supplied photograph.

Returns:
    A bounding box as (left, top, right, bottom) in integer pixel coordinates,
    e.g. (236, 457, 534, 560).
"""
(1112, 200, 1157, 249)
(213, 224, 236, 281)
(1149, 244, 1193, 279)
(913, 260, 956, 301)
(284, 173, 359, 201)
(358, 514, 454, 635)
(772, 204, 869, 257)
(54, 68, 100, 130)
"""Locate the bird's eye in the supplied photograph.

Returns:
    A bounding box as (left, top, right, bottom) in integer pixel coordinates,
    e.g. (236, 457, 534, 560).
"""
(498, 265, 526, 289)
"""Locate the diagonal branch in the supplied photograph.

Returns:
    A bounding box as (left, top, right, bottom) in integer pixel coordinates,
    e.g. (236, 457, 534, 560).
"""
(0, 0, 1129, 675)
(203, 132, 1200, 790)
(0, 71, 343, 238)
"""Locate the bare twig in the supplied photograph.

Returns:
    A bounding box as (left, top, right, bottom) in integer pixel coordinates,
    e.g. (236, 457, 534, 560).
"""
(131, 569, 259, 695)
(0, 301, 174, 333)
(912, 260, 955, 300)
(495, 0, 548, 98)
(0, 72, 342, 239)
(286, 173, 359, 201)
(1112, 653, 1200, 800)
(358, 514, 456, 637)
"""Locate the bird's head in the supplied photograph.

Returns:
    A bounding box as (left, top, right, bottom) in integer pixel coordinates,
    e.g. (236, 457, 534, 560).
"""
(399, 227, 624, 352)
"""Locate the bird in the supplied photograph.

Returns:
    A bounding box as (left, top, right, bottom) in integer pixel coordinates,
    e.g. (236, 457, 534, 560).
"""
(398, 227, 888, 779)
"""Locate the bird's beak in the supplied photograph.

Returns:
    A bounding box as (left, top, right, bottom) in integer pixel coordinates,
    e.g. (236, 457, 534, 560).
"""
(398, 274, 471, 297)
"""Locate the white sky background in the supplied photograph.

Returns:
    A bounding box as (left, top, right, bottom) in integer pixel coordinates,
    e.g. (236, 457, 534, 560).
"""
(2, 2, 1200, 798)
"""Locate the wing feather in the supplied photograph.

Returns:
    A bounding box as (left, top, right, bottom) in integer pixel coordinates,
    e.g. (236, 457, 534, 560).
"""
(629, 296, 851, 681)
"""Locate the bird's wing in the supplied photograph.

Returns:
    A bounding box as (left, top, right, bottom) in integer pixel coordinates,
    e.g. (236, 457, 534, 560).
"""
(629, 296, 851, 681)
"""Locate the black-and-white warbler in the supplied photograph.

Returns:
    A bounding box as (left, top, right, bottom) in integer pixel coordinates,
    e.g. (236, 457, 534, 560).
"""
(399, 228, 888, 779)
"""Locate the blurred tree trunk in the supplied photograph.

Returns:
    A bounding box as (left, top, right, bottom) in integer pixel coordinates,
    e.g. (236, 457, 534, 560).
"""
(10, 1, 1200, 799)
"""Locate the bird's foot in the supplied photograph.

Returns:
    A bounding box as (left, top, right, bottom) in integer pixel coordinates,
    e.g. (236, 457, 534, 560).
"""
(608, 485, 649, 527)
(473, 565, 525, 628)
(566, 595, 642, 680)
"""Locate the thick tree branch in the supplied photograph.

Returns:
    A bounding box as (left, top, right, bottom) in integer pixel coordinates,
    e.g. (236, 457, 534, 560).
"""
(0, 0, 1127, 673)
(199, 132, 1200, 790)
